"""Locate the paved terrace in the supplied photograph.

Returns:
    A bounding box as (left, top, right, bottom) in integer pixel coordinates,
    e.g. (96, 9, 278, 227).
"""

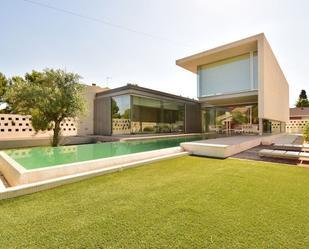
(180, 134, 293, 158)
(232, 134, 307, 166)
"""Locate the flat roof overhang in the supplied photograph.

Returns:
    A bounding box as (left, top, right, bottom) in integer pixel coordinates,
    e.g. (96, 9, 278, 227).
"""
(176, 34, 263, 73)
(95, 84, 199, 104)
(200, 90, 258, 107)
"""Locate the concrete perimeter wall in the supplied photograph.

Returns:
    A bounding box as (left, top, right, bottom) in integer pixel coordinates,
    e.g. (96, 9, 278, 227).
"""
(286, 119, 309, 133)
(0, 114, 77, 138)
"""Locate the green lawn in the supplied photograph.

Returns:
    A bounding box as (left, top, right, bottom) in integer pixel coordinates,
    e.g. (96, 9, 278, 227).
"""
(1, 156, 309, 249)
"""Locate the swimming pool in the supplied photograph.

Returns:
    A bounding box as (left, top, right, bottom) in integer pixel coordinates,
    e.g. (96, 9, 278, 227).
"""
(5, 136, 206, 170)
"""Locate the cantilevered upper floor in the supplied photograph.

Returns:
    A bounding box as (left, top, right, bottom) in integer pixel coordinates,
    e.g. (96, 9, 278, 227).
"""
(176, 33, 289, 124)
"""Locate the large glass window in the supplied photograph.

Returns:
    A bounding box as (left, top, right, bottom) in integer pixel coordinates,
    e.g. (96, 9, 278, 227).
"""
(203, 104, 259, 134)
(131, 96, 161, 133)
(112, 95, 185, 134)
(198, 52, 258, 97)
(112, 95, 131, 134)
(131, 96, 185, 134)
(162, 101, 185, 133)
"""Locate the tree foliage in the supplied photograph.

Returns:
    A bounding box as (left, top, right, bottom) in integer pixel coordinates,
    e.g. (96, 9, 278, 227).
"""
(296, 89, 309, 107)
(299, 90, 308, 100)
(0, 72, 9, 113)
(232, 111, 248, 125)
(296, 98, 309, 108)
(0, 72, 8, 101)
(5, 69, 85, 146)
(111, 99, 120, 118)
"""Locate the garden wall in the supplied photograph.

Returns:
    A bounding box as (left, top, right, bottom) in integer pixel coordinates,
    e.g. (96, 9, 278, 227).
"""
(0, 114, 77, 138)
(286, 119, 309, 134)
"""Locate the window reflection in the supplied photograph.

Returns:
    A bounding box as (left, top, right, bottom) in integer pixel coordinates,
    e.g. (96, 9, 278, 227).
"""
(111, 95, 185, 135)
(112, 95, 131, 134)
(203, 104, 259, 134)
(131, 96, 185, 134)
(198, 52, 258, 97)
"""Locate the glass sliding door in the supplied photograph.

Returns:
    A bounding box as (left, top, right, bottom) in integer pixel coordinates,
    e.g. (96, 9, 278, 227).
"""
(111, 95, 186, 135)
(131, 96, 162, 133)
(203, 104, 259, 135)
(131, 96, 185, 134)
(162, 101, 184, 133)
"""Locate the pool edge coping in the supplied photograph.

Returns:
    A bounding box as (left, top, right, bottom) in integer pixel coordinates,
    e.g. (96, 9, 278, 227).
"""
(0, 151, 189, 200)
(0, 151, 26, 174)
(4, 135, 207, 170)
(1, 146, 185, 187)
(6, 146, 184, 173)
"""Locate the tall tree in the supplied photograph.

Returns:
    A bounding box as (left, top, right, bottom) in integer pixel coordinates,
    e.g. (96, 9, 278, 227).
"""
(0, 72, 8, 99)
(0, 72, 9, 113)
(296, 89, 309, 107)
(299, 89, 308, 100)
(6, 69, 85, 146)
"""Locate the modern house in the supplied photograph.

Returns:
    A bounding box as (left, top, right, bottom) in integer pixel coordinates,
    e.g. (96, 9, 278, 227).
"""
(93, 33, 289, 136)
(93, 84, 201, 135)
(176, 33, 289, 135)
(0, 33, 290, 140)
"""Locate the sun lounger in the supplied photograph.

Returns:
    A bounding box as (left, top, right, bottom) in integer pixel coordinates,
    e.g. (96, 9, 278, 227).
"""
(272, 143, 309, 151)
(259, 149, 309, 161)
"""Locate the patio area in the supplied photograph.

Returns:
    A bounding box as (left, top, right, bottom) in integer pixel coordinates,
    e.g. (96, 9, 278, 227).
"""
(231, 134, 309, 166)
(180, 133, 288, 158)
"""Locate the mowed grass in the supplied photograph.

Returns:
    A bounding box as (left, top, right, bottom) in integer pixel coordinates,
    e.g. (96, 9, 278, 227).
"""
(1, 156, 309, 249)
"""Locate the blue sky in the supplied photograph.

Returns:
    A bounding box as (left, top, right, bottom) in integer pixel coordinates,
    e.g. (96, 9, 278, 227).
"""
(1, 0, 309, 106)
